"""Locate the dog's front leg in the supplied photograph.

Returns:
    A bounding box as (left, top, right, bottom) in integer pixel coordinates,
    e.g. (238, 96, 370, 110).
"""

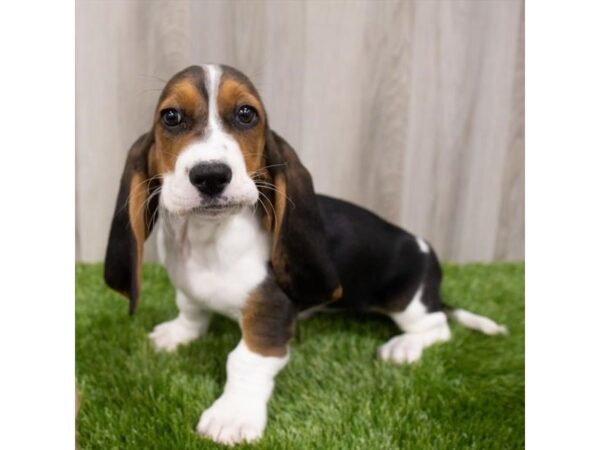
(149, 290, 212, 352)
(197, 340, 288, 445)
(197, 278, 296, 445)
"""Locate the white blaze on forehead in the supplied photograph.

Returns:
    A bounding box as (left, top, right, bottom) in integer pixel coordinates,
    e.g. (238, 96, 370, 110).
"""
(204, 64, 223, 134)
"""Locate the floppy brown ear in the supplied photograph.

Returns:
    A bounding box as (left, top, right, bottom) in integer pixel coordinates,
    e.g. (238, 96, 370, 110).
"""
(104, 132, 160, 314)
(263, 130, 342, 308)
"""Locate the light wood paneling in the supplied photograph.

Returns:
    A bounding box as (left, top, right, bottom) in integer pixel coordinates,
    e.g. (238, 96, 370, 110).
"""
(76, 0, 524, 263)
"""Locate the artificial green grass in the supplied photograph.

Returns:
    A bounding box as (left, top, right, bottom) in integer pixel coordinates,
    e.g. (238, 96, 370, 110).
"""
(76, 262, 524, 449)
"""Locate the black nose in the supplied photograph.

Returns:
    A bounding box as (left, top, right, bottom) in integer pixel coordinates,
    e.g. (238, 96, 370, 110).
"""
(189, 162, 232, 197)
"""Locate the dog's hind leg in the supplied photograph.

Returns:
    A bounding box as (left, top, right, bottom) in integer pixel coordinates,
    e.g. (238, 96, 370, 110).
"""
(377, 242, 507, 363)
(378, 283, 451, 364)
(378, 238, 451, 364)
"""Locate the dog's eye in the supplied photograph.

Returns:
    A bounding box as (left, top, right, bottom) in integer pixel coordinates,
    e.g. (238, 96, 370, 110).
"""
(235, 105, 257, 126)
(161, 108, 183, 128)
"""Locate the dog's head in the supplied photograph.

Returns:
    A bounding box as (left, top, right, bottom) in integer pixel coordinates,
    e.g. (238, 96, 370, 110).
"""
(104, 64, 341, 313)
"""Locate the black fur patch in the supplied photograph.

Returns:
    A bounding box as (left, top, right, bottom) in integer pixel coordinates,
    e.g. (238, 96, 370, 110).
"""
(265, 130, 342, 309)
(104, 133, 158, 314)
(317, 195, 444, 314)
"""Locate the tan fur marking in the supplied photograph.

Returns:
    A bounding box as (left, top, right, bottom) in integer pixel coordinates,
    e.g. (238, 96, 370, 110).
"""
(154, 132, 199, 173)
(217, 77, 266, 174)
(331, 285, 343, 301)
(148, 145, 161, 176)
(128, 172, 149, 297)
(154, 78, 208, 172)
(242, 290, 292, 358)
(271, 173, 287, 236)
(158, 79, 201, 116)
(270, 172, 289, 279)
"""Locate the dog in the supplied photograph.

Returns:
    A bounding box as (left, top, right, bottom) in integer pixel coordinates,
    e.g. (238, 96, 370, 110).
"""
(104, 64, 507, 445)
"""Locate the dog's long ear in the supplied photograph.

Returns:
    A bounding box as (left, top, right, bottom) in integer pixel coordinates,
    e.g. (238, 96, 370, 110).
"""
(104, 132, 160, 314)
(263, 130, 342, 307)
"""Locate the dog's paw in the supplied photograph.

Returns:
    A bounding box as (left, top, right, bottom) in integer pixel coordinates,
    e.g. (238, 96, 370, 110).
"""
(196, 394, 266, 446)
(378, 324, 451, 364)
(148, 318, 201, 352)
(378, 334, 425, 364)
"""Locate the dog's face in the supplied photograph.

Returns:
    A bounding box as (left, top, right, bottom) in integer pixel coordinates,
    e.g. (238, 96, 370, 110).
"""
(104, 64, 341, 313)
(151, 65, 266, 219)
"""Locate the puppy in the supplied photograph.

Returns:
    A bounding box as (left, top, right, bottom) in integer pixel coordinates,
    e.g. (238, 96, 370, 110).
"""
(104, 64, 506, 445)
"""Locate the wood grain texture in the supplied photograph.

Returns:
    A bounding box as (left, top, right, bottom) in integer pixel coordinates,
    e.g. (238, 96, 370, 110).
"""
(76, 0, 524, 263)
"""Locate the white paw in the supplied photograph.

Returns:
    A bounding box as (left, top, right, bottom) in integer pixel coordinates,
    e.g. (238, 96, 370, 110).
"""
(379, 325, 451, 364)
(197, 394, 266, 446)
(480, 321, 508, 336)
(148, 318, 201, 352)
(378, 334, 425, 364)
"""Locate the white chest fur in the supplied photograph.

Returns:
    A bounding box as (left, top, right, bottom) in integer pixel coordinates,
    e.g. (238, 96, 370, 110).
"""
(157, 208, 271, 320)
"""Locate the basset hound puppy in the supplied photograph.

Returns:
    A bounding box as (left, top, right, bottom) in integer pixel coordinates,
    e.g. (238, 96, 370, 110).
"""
(104, 64, 507, 445)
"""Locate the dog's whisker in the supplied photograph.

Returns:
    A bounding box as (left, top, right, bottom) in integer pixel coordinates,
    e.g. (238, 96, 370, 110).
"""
(125, 174, 164, 219)
(254, 183, 296, 208)
(248, 163, 289, 179)
(146, 188, 163, 226)
(257, 191, 278, 231)
(133, 186, 162, 223)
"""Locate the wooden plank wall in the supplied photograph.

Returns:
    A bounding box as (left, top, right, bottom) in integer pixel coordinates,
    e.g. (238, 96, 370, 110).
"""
(76, 0, 524, 263)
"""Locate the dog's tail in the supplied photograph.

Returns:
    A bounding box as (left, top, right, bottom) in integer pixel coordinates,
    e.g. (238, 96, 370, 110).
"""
(442, 303, 508, 335)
